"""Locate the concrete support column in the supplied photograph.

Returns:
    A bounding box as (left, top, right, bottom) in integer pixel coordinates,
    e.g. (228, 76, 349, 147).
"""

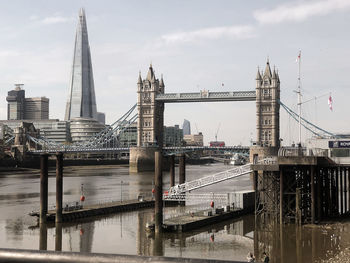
(179, 154, 186, 184)
(40, 154, 49, 224)
(154, 151, 163, 233)
(310, 166, 315, 224)
(56, 153, 63, 224)
(169, 155, 175, 187)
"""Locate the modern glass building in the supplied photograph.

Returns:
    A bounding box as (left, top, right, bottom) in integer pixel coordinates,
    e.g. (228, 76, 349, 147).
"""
(182, 119, 191, 135)
(65, 8, 98, 121)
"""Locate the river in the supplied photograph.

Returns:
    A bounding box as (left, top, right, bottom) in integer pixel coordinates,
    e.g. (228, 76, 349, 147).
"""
(0, 163, 350, 262)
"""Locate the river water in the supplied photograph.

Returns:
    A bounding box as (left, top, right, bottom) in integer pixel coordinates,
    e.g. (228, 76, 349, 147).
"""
(1, 163, 350, 262)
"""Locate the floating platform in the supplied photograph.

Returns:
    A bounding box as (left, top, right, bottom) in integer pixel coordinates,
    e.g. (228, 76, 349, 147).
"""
(30, 199, 154, 222)
(148, 207, 254, 233)
(29, 199, 183, 222)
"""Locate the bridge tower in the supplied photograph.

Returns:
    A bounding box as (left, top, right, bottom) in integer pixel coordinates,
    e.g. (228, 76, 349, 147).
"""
(130, 64, 165, 172)
(256, 60, 280, 148)
(136, 64, 165, 147)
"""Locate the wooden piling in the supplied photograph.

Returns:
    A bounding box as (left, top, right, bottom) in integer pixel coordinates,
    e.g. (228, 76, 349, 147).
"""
(280, 169, 284, 225)
(344, 168, 347, 213)
(169, 155, 175, 187)
(340, 168, 343, 215)
(56, 153, 63, 224)
(310, 166, 315, 224)
(154, 151, 163, 233)
(179, 154, 186, 184)
(40, 154, 49, 224)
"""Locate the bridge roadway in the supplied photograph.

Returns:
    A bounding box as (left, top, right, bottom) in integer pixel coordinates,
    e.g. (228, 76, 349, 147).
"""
(155, 91, 256, 103)
(28, 146, 250, 155)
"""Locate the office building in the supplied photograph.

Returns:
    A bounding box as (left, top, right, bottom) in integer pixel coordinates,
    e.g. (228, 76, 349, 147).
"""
(6, 85, 25, 120)
(164, 125, 183, 147)
(183, 132, 204, 146)
(24, 97, 49, 120)
(65, 8, 98, 121)
(182, 119, 191, 135)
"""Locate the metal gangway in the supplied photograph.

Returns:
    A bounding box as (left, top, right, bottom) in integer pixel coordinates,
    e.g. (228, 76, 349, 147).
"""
(165, 158, 276, 200)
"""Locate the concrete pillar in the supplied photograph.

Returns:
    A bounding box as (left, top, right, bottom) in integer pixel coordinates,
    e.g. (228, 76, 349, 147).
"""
(169, 155, 175, 187)
(154, 151, 163, 233)
(56, 153, 63, 223)
(179, 154, 186, 184)
(310, 166, 315, 224)
(40, 154, 49, 224)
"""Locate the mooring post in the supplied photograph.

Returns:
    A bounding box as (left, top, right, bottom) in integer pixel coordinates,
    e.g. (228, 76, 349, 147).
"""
(39, 223, 47, 250)
(40, 154, 49, 224)
(56, 153, 63, 224)
(179, 154, 186, 184)
(154, 151, 163, 233)
(55, 223, 62, 251)
(169, 155, 175, 187)
(310, 166, 315, 224)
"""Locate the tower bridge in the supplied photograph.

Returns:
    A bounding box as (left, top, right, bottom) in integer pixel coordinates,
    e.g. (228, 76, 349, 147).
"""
(130, 61, 280, 172)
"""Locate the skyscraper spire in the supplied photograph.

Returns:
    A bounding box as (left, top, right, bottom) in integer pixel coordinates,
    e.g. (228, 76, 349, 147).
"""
(65, 8, 97, 121)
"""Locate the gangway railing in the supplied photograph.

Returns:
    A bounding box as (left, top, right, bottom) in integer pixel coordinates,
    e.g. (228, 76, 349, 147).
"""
(168, 158, 276, 195)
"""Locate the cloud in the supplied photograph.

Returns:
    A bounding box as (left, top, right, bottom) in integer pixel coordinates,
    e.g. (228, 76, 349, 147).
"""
(41, 16, 73, 25)
(254, 0, 350, 25)
(30, 15, 73, 25)
(160, 25, 255, 45)
(0, 50, 20, 57)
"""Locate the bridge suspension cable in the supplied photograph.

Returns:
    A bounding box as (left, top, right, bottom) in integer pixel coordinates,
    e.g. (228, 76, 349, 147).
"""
(278, 100, 339, 139)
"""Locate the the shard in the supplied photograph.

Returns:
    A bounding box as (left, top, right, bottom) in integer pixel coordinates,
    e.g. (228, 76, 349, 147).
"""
(65, 8, 97, 121)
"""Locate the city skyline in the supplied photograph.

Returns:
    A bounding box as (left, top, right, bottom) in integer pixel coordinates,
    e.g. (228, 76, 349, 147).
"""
(0, 0, 349, 145)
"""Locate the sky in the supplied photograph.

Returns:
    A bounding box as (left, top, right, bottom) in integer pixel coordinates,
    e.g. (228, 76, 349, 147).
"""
(0, 0, 349, 145)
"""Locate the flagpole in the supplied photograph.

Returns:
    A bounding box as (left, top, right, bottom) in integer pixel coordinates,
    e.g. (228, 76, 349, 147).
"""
(297, 50, 302, 147)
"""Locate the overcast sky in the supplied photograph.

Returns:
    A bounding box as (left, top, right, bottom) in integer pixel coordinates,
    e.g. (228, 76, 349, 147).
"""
(0, 0, 349, 145)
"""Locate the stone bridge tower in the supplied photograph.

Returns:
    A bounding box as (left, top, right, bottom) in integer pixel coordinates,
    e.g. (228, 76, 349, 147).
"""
(137, 64, 165, 147)
(251, 60, 280, 160)
(130, 64, 165, 172)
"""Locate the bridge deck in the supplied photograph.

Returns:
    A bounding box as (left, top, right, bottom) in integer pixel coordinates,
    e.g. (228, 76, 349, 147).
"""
(156, 91, 256, 103)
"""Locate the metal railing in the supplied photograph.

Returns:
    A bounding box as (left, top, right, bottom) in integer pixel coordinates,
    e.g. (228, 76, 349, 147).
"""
(0, 248, 248, 263)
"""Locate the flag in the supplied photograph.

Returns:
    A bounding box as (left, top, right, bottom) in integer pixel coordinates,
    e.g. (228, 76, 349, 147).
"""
(296, 52, 301, 63)
(328, 95, 333, 111)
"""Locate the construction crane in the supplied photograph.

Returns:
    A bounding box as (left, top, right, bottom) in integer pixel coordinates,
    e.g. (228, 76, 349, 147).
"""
(215, 123, 221, 142)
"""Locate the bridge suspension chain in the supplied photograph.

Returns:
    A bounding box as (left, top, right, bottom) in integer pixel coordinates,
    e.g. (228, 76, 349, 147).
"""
(278, 100, 338, 138)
